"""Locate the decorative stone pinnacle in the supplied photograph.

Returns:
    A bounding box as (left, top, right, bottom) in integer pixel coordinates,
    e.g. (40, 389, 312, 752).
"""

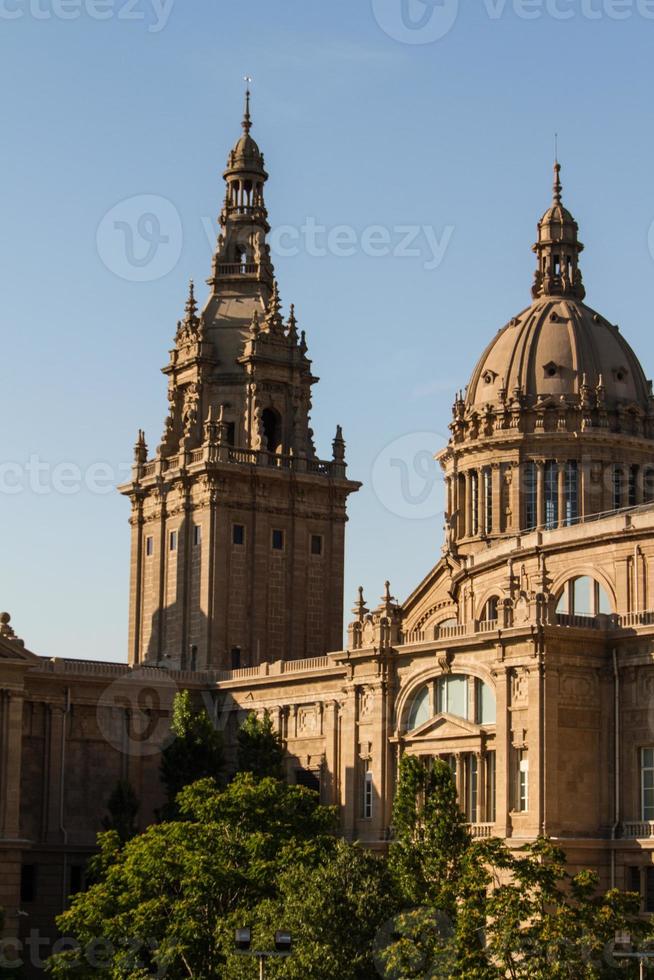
(242, 76, 252, 134)
(352, 586, 369, 621)
(0, 612, 16, 640)
(287, 303, 298, 341)
(134, 429, 148, 465)
(264, 279, 284, 332)
(332, 424, 345, 463)
(553, 160, 562, 205)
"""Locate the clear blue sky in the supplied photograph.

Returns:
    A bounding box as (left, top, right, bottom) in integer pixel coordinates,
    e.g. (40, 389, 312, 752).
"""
(2, 0, 654, 660)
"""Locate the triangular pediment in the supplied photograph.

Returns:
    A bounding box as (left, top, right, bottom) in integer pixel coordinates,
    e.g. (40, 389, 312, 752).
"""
(0, 637, 40, 663)
(408, 712, 482, 741)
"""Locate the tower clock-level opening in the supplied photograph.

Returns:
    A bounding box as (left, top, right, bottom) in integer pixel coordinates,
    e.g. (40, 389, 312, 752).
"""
(262, 408, 282, 453)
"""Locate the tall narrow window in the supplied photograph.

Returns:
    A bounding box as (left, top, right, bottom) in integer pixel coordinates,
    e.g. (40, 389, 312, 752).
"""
(468, 755, 478, 823)
(644, 465, 654, 504)
(642, 748, 654, 821)
(544, 461, 558, 529)
(486, 751, 497, 823)
(629, 465, 638, 507)
(483, 468, 493, 535)
(169, 530, 177, 552)
(524, 461, 537, 530)
(437, 675, 468, 719)
(564, 460, 578, 526)
(145, 536, 154, 557)
(361, 760, 373, 819)
(193, 525, 201, 547)
(470, 471, 479, 536)
(646, 868, 654, 914)
(613, 465, 624, 510)
(516, 751, 529, 812)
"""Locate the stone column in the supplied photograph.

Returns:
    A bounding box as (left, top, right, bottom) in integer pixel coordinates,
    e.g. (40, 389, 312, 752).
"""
(493, 668, 511, 836)
(456, 753, 465, 813)
(0, 690, 24, 840)
(464, 471, 472, 538)
(323, 700, 340, 806)
(492, 463, 502, 534)
(557, 462, 566, 527)
(536, 460, 545, 529)
(477, 751, 485, 824)
(510, 461, 521, 532)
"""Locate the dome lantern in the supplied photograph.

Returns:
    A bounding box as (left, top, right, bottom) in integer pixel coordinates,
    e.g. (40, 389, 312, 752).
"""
(532, 161, 585, 302)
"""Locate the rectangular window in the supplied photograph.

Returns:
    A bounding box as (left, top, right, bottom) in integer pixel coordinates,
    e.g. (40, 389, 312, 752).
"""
(230, 647, 241, 670)
(476, 679, 496, 726)
(629, 465, 638, 507)
(226, 421, 236, 447)
(644, 465, 654, 504)
(361, 761, 373, 819)
(272, 529, 284, 551)
(564, 460, 578, 526)
(486, 751, 497, 823)
(483, 468, 493, 535)
(468, 754, 478, 823)
(613, 465, 624, 511)
(297, 769, 321, 795)
(646, 868, 654, 914)
(516, 751, 529, 812)
(524, 462, 537, 530)
(193, 525, 201, 547)
(310, 534, 323, 556)
(20, 865, 36, 903)
(642, 748, 654, 821)
(233, 524, 245, 546)
(69, 865, 84, 895)
(145, 536, 154, 557)
(470, 471, 479, 536)
(169, 530, 177, 552)
(544, 461, 558, 529)
(437, 675, 468, 719)
(627, 865, 641, 897)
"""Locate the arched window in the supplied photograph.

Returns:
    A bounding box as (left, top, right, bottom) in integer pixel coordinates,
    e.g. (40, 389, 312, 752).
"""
(262, 408, 282, 453)
(556, 576, 612, 617)
(480, 597, 499, 622)
(407, 686, 430, 730)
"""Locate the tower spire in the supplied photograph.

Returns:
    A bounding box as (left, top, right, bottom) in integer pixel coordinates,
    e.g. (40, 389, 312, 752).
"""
(242, 75, 252, 134)
(531, 159, 585, 302)
(552, 159, 562, 205)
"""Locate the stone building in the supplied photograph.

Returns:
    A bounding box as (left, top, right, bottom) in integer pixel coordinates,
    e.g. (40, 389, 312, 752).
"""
(3, 96, 654, 969)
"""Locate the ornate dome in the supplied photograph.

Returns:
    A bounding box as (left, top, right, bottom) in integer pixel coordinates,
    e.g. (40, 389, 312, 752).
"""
(458, 163, 653, 434)
(466, 296, 652, 414)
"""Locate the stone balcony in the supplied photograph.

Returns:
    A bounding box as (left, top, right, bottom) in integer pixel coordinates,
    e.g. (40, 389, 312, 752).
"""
(132, 447, 346, 485)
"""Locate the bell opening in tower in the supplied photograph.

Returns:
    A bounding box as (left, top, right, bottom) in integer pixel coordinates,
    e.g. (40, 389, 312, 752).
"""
(262, 408, 282, 454)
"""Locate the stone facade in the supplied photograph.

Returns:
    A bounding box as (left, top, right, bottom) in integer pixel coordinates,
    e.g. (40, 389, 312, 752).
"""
(3, 106, 654, 971)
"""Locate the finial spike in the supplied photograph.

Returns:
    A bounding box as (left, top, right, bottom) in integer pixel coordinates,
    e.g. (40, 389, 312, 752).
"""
(242, 75, 253, 134)
(553, 159, 562, 206)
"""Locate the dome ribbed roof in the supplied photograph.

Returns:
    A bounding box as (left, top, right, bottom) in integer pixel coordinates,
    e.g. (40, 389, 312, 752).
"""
(466, 296, 651, 412)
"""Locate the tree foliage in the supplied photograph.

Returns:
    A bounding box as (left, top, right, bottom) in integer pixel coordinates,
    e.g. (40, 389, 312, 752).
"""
(102, 780, 139, 844)
(236, 709, 285, 781)
(159, 690, 224, 818)
(48, 752, 653, 979)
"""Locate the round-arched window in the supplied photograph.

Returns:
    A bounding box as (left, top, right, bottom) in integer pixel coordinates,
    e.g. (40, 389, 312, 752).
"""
(480, 597, 499, 622)
(556, 576, 612, 617)
(407, 686, 430, 730)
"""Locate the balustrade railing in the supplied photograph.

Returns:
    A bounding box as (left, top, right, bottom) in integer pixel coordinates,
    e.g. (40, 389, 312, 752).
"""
(622, 821, 654, 839)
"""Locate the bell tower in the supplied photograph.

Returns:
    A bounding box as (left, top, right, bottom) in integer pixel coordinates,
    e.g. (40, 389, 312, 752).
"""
(120, 88, 360, 670)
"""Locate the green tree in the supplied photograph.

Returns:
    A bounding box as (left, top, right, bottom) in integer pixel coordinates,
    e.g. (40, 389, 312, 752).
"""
(102, 780, 139, 844)
(48, 775, 337, 979)
(159, 690, 224, 818)
(223, 840, 398, 980)
(389, 755, 470, 915)
(236, 709, 284, 781)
